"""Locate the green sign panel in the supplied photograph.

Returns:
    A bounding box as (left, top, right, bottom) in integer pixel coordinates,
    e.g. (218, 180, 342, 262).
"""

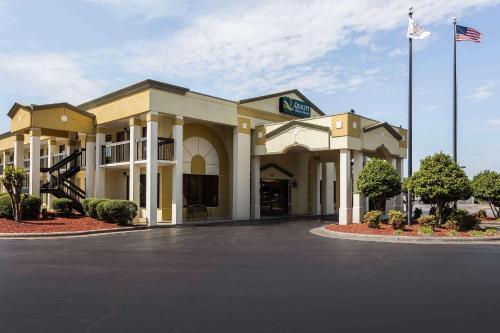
(279, 96, 311, 118)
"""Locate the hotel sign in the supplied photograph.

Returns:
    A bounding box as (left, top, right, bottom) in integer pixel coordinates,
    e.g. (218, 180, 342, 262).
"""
(279, 97, 311, 118)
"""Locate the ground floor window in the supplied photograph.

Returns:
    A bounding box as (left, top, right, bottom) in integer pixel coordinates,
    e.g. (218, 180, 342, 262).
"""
(183, 174, 218, 207)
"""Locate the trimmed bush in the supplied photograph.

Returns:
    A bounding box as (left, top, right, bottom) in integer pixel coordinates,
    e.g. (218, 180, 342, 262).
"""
(418, 225, 434, 235)
(52, 198, 74, 216)
(96, 201, 110, 221)
(101, 200, 138, 224)
(388, 210, 406, 230)
(417, 215, 438, 230)
(88, 199, 109, 219)
(22, 195, 41, 219)
(0, 194, 41, 219)
(82, 198, 95, 216)
(413, 207, 422, 220)
(363, 210, 383, 229)
(0, 194, 13, 218)
(477, 209, 487, 219)
(445, 209, 478, 231)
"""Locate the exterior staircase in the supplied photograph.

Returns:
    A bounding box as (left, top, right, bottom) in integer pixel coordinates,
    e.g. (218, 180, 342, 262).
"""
(40, 149, 86, 214)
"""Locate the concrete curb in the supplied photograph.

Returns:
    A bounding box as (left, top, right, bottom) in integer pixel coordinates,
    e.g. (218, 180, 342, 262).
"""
(310, 226, 500, 245)
(0, 226, 153, 239)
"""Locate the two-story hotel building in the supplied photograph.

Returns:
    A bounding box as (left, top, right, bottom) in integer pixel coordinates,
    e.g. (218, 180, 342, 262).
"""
(0, 79, 407, 225)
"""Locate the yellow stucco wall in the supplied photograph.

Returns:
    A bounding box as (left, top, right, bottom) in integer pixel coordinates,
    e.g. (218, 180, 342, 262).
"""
(86, 91, 150, 125)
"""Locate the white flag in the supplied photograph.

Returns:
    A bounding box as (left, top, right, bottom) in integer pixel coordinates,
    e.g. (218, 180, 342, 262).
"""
(407, 18, 431, 39)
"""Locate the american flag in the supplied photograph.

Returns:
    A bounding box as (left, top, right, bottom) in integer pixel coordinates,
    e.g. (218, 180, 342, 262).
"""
(456, 25, 482, 43)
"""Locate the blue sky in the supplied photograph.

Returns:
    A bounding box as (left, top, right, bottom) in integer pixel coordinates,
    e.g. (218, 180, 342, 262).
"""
(0, 0, 499, 176)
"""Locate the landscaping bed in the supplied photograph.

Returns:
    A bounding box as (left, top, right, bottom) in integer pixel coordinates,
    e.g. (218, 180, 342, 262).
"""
(0, 215, 122, 234)
(325, 223, 498, 238)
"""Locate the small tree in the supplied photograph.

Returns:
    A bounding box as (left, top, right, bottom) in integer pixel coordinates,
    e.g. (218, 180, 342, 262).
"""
(357, 159, 401, 211)
(471, 170, 500, 219)
(405, 153, 472, 224)
(0, 166, 27, 222)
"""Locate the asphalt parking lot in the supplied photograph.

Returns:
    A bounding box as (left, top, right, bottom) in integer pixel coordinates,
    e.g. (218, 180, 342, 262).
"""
(1, 218, 500, 332)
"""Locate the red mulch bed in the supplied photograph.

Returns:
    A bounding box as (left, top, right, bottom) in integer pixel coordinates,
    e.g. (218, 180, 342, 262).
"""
(326, 223, 488, 237)
(0, 215, 122, 234)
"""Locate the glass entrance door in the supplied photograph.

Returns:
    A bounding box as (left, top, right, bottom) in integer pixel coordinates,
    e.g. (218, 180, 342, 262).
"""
(260, 179, 289, 216)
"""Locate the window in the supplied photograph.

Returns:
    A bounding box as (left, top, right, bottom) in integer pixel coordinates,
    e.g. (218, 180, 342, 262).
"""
(59, 144, 65, 153)
(183, 174, 218, 207)
(116, 131, 126, 142)
(142, 127, 147, 138)
(105, 134, 112, 143)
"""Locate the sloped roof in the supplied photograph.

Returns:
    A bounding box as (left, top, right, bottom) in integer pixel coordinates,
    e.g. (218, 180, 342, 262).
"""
(265, 120, 330, 139)
(363, 122, 402, 141)
(239, 89, 324, 115)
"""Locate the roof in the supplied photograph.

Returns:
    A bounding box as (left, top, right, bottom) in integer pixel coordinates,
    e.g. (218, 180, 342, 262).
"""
(265, 120, 330, 139)
(363, 122, 403, 141)
(78, 79, 190, 110)
(239, 89, 325, 115)
(7, 102, 95, 119)
(0, 131, 12, 140)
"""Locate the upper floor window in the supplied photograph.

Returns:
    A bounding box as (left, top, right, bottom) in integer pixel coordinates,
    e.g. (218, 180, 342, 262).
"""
(116, 131, 126, 142)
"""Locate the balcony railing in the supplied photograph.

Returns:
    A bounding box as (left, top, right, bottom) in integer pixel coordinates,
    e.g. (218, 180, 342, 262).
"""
(136, 137, 174, 161)
(40, 156, 49, 169)
(101, 141, 130, 165)
(52, 153, 67, 165)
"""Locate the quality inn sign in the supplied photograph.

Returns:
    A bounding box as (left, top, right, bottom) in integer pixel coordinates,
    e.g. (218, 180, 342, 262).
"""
(279, 96, 311, 118)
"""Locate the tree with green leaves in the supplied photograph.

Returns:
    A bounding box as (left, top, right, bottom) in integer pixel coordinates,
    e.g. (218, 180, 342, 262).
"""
(471, 170, 500, 219)
(0, 166, 27, 222)
(357, 158, 401, 211)
(405, 153, 472, 224)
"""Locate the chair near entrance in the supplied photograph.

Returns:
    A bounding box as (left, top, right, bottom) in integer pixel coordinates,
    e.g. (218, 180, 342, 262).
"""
(187, 204, 212, 220)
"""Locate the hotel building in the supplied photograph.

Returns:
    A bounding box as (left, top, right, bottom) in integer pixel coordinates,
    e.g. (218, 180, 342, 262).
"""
(0, 79, 407, 225)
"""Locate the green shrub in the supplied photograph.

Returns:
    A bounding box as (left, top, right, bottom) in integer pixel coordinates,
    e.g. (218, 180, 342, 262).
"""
(101, 200, 138, 224)
(447, 230, 459, 237)
(485, 229, 498, 237)
(96, 201, 110, 221)
(445, 209, 478, 231)
(413, 207, 422, 220)
(418, 225, 434, 235)
(52, 198, 74, 216)
(393, 229, 403, 236)
(0, 194, 41, 219)
(0, 194, 13, 218)
(476, 209, 487, 219)
(22, 195, 41, 219)
(469, 230, 485, 237)
(417, 215, 437, 229)
(82, 198, 95, 216)
(363, 210, 383, 229)
(388, 210, 406, 230)
(88, 199, 109, 219)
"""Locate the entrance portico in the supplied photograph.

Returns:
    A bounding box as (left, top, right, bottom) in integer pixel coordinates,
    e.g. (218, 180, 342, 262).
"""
(252, 113, 407, 224)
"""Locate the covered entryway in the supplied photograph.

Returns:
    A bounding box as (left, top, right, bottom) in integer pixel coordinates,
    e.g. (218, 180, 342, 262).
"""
(260, 179, 290, 216)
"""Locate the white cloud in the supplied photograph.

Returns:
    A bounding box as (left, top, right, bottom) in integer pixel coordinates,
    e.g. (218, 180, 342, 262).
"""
(0, 53, 104, 104)
(467, 82, 496, 102)
(489, 118, 500, 126)
(117, 0, 499, 97)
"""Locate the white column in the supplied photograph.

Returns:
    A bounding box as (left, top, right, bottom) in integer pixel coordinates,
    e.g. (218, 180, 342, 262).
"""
(47, 139, 56, 208)
(171, 116, 183, 224)
(146, 112, 158, 226)
(129, 119, 141, 211)
(13, 134, 24, 168)
(312, 160, 321, 216)
(352, 150, 364, 223)
(250, 155, 260, 220)
(232, 120, 251, 220)
(85, 135, 96, 198)
(29, 128, 41, 196)
(339, 149, 352, 225)
(1, 151, 7, 192)
(321, 162, 335, 215)
(95, 128, 106, 198)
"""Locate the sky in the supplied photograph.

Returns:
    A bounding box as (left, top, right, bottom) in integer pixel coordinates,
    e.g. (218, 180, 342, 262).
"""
(0, 0, 499, 176)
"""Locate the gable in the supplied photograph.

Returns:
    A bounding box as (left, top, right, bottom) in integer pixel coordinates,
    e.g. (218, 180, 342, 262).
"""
(239, 90, 324, 122)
